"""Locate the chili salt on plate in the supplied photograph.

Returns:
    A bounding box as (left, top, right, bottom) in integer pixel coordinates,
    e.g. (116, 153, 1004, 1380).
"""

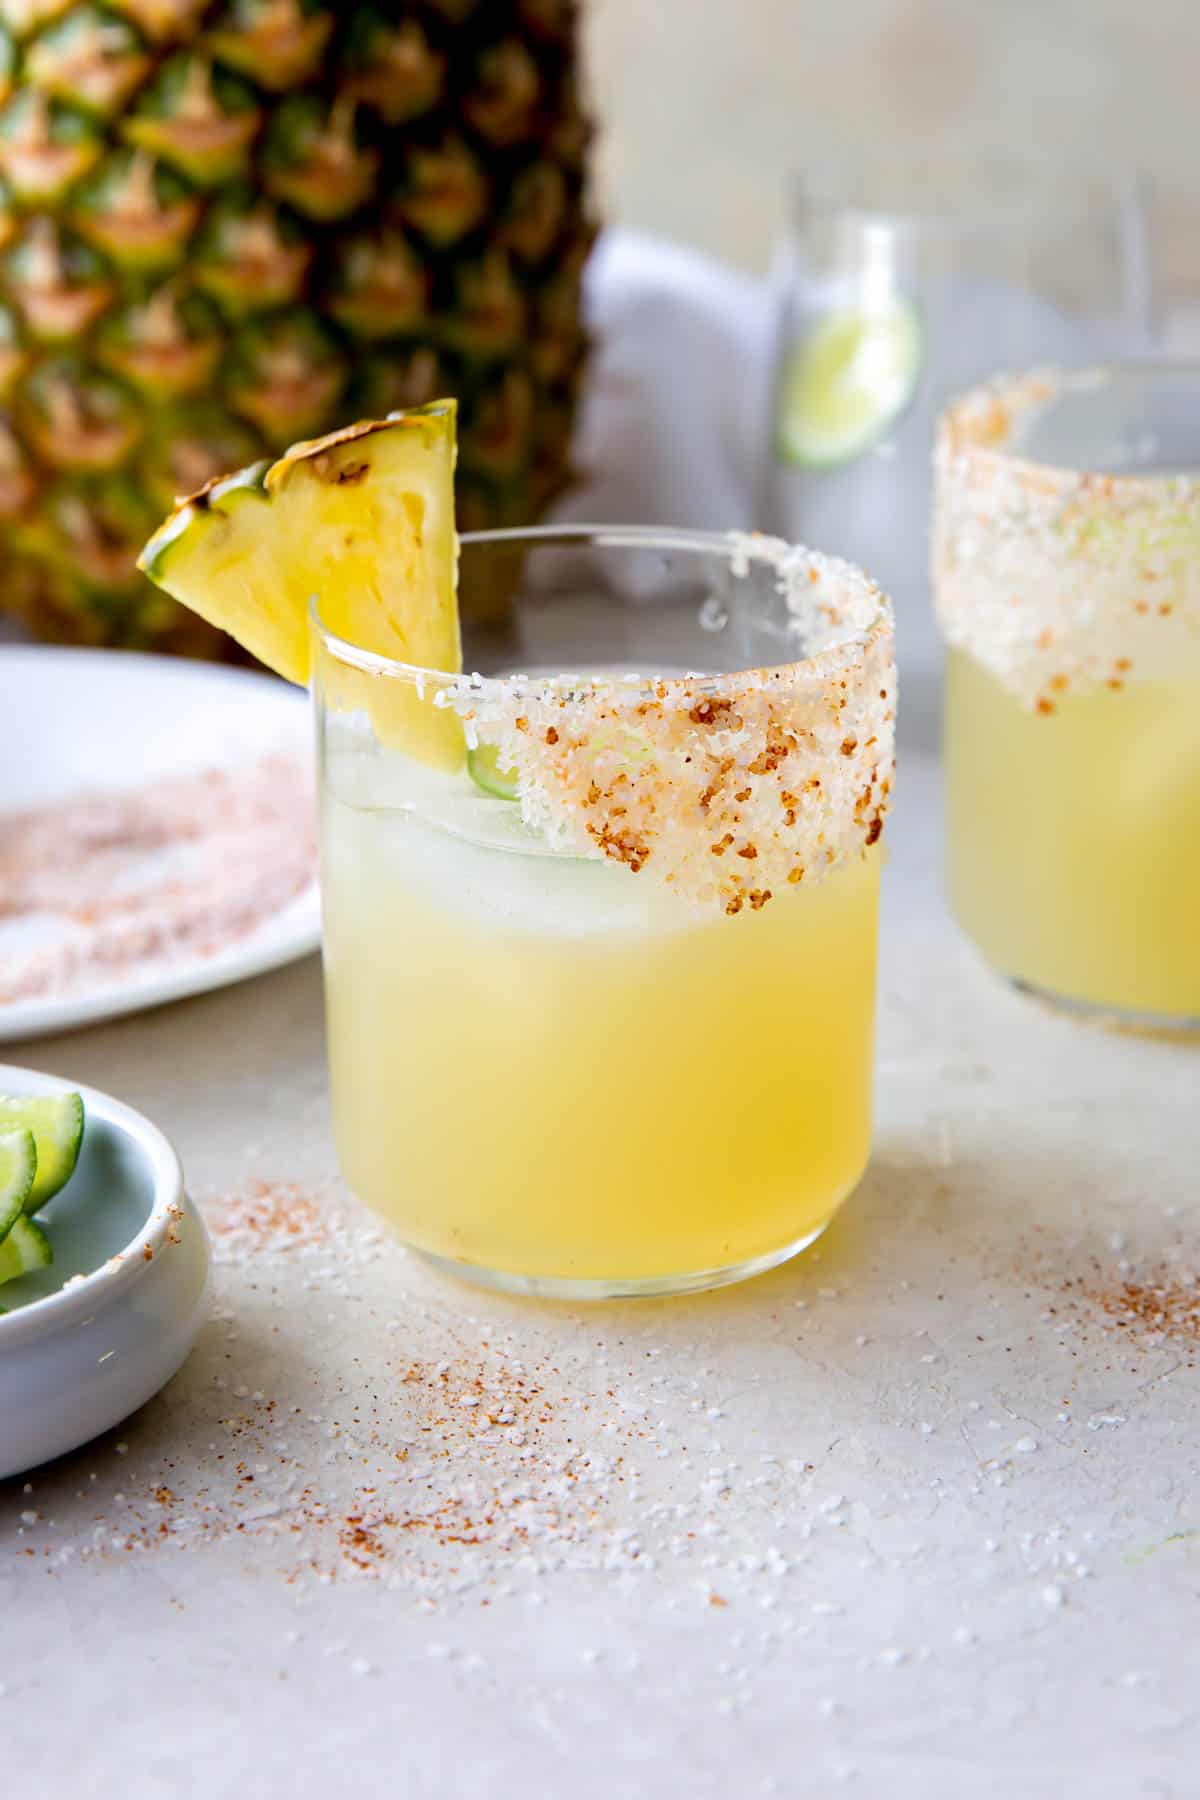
(0, 648, 319, 1043)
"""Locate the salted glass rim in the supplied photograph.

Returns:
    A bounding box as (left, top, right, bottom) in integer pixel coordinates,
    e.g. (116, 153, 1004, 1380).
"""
(933, 362, 1200, 707)
(309, 522, 892, 692)
(940, 360, 1200, 493)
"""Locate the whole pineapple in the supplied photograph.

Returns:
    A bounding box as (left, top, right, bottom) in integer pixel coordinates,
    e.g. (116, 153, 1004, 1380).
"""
(0, 0, 593, 652)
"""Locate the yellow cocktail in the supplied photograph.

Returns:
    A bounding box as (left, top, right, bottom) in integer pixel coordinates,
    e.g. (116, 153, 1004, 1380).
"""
(946, 650, 1200, 1019)
(136, 410, 895, 1298)
(936, 367, 1200, 1028)
(316, 527, 895, 1296)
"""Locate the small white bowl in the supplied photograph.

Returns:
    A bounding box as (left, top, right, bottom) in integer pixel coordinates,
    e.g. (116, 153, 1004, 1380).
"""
(0, 1063, 210, 1481)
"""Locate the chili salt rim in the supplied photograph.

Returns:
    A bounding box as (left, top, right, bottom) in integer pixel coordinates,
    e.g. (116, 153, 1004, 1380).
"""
(315, 527, 895, 916)
(934, 366, 1200, 711)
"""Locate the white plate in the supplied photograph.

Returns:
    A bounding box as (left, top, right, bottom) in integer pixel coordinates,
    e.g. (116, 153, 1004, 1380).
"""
(0, 648, 320, 1042)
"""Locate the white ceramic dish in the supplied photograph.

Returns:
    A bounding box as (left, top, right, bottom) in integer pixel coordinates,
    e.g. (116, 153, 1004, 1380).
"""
(0, 647, 320, 1042)
(0, 1063, 210, 1481)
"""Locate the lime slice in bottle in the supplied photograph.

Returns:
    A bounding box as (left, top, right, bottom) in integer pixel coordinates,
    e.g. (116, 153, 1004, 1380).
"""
(776, 296, 922, 469)
(0, 1128, 37, 1245)
(0, 1090, 84, 1211)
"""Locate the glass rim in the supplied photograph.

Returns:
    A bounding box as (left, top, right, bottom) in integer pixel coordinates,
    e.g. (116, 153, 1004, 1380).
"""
(934, 361, 1200, 709)
(787, 160, 1136, 237)
(939, 360, 1200, 491)
(309, 523, 893, 690)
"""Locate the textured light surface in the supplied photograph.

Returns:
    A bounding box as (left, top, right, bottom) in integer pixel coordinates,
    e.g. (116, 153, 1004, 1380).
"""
(4, 742, 1198, 1795)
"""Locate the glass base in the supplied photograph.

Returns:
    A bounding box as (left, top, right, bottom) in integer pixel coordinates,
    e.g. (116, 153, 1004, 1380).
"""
(415, 1217, 833, 1301)
(1009, 975, 1200, 1039)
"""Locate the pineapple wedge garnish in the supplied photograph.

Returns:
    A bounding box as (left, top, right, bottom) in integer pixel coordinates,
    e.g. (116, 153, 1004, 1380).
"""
(139, 401, 462, 766)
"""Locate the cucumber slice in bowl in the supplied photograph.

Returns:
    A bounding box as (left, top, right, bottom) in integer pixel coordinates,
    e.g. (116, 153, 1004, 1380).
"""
(0, 1214, 52, 1286)
(776, 295, 922, 469)
(0, 1129, 37, 1243)
(0, 1090, 84, 1211)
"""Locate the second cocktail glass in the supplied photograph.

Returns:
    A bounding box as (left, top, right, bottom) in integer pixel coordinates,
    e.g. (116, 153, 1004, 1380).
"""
(314, 527, 895, 1297)
(936, 365, 1200, 1028)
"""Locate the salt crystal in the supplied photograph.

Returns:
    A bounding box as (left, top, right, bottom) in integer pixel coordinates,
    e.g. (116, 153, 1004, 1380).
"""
(1015, 1437, 1038, 1454)
(1041, 1586, 1065, 1609)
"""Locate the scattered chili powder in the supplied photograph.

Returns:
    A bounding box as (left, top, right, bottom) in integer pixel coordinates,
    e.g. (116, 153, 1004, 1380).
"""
(203, 1179, 331, 1255)
(1070, 1269, 1200, 1345)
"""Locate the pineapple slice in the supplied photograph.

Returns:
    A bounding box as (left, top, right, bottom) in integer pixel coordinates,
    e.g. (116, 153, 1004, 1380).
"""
(138, 399, 462, 765)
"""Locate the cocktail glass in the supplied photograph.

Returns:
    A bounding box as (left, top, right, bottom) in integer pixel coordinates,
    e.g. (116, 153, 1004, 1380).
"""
(761, 169, 1156, 726)
(313, 526, 895, 1297)
(936, 365, 1200, 1029)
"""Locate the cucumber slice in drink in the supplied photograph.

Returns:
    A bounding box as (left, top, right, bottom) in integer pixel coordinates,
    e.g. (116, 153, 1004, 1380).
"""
(0, 1091, 84, 1211)
(0, 1129, 36, 1244)
(468, 744, 520, 801)
(776, 295, 922, 469)
(0, 1213, 52, 1285)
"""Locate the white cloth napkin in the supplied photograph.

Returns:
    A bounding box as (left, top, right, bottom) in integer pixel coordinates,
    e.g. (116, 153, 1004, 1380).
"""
(548, 230, 774, 536)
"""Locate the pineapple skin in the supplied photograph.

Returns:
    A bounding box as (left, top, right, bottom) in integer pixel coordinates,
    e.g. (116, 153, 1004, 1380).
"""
(0, 0, 594, 652)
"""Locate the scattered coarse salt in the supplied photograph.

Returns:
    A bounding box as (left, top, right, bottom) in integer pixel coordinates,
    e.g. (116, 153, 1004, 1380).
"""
(1041, 1586, 1066, 1609)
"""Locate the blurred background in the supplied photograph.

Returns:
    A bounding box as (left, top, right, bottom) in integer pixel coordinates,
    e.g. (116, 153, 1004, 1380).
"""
(0, 0, 1194, 671)
(586, 0, 1199, 307)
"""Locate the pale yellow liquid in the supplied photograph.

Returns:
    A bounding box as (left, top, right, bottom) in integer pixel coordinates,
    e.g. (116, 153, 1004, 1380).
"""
(321, 777, 880, 1286)
(946, 648, 1200, 1022)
